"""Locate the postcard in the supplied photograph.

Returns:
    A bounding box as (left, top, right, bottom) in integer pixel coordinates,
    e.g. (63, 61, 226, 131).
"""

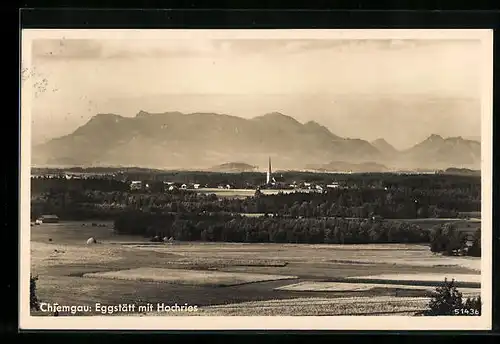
(20, 28, 492, 330)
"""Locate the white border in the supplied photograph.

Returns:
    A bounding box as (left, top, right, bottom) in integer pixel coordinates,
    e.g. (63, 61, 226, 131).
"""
(19, 29, 493, 331)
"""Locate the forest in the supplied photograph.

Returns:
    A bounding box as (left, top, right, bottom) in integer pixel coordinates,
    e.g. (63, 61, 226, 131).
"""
(30, 172, 481, 252)
(113, 211, 430, 244)
(31, 182, 479, 220)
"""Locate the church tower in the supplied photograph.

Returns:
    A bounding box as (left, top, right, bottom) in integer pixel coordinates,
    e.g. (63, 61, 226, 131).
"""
(266, 156, 272, 184)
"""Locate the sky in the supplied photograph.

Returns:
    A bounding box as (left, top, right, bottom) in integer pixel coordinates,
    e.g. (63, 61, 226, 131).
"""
(25, 37, 484, 149)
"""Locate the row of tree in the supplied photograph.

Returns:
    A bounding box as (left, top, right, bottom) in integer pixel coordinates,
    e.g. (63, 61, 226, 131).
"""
(32, 169, 480, 187)
(31, 177, 129, 194)
(113, 212, 430, 244)
(32, 186, 478, 220)
(429, 224, 481, 257)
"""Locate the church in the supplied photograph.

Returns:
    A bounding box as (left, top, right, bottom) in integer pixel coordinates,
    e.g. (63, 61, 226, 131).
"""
(266, 156, 273, 184)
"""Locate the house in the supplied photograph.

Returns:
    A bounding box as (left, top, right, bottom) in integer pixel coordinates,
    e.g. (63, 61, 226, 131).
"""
(193, 184, 201, 189)
(38, 214, 59, 223)
(327, 182, 339, 189)
(130, 181, 142, 191)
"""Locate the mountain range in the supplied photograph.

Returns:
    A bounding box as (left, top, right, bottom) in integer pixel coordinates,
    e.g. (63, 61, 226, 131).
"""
(32, 111, 481, 171)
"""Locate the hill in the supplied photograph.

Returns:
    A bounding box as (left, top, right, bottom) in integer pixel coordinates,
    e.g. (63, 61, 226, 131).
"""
(208, 162, 258, 173)
(371, 138, 399, 157)
(400, 134, 481, 170)
(32, 111, 382, 170)
(32, 111, 481, 171)
(306, 161, 389, 173)
(441, 167, 481, 177)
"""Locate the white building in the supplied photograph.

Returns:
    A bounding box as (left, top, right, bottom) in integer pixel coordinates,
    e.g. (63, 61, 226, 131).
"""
(130, 181, 142, 190)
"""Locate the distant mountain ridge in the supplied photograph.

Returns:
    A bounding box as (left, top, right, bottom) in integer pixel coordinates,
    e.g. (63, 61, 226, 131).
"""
(371, 138, 399, 156)
(32, 111, 481, 171)
(400, 134, 481, 169)
(209, 162, 258, 173)
(306, 161, 389, 173)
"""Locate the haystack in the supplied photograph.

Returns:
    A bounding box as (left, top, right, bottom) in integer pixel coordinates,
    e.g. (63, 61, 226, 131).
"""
(168, 237, 179, 245)
(86, 237, 97, 245)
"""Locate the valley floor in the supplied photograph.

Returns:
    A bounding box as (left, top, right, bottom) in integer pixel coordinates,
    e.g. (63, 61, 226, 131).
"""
(29, 221, 481, 317)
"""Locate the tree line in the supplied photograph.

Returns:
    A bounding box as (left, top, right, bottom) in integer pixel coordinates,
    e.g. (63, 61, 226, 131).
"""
(31, 172, 480, 193)
(429, 224, 481, 257)
(113, 212, 430, 244)
(31, 186, 479, 221)
(30, 174, 480, 248)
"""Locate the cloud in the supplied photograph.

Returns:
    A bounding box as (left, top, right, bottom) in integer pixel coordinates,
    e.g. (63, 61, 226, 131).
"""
(209, 39, 480, 56)
(32, 39, 103, 59)
(32, 38, 481, 61)
(32, 39, 221, 60)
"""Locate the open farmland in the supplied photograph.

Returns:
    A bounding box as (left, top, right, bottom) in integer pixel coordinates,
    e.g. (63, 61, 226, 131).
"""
(30, 221, 481, 316)
(275, 282, 479, 296)
(187, 188, 304, 199)
(382, 218, 481, 233)
(84, 268, 298, 286)
(165, 297, 434, 316)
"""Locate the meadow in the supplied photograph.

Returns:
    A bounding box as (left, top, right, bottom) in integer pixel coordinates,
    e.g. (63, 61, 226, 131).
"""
(30, 221, 481, 316)
(190, 188, 302, 198)
(386, 218, 481, 232)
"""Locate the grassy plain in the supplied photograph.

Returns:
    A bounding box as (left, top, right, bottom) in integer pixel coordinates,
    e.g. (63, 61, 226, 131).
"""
(84, 268, 298, 286)
(384, 218, 481, 233)
(145, 297, 433, 316)
(276, 281, 479, 296)
(30, 221, 481, 316)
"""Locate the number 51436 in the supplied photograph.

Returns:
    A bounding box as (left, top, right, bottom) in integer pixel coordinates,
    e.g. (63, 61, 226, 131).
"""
(453, 308, 480, 316)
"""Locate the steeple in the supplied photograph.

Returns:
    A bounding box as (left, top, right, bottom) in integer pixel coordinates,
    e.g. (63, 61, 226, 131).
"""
(266, 156, 272, 184)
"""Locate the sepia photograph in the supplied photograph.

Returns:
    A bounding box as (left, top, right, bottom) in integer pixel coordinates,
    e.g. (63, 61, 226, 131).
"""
(20, 29, 492, 330)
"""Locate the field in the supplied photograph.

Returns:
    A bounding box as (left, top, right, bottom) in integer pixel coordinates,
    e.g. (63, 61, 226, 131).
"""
(84, 268, 298, 287)
(30, 221, 481, 316)
(143, 297, 434, 316)
(383, 218, 481, 233)
(275, 282, 479, 295)
(189, 188, 308, 198)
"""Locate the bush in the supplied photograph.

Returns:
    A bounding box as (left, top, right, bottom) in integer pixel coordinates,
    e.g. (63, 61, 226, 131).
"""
(467, 228, 481, 257)
(429, 224, 468, 256)
(418, 278, 481, 316)
(30, 274, 40, 311)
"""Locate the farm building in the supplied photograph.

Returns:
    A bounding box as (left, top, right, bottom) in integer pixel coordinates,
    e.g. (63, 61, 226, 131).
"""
(38, 214, 59, 223)
(130, 181, 142, 191)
